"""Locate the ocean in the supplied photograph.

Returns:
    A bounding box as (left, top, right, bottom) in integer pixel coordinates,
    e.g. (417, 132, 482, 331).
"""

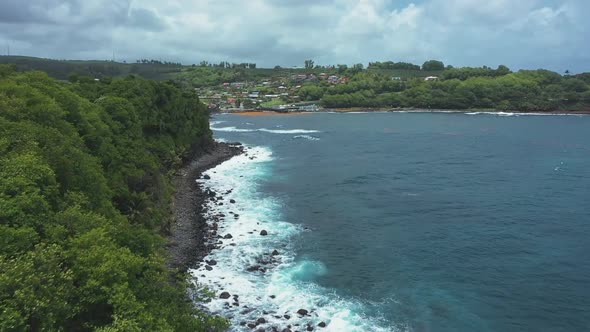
(192, 111, 590, 331)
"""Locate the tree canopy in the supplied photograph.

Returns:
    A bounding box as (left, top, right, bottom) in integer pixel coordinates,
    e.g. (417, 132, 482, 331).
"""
(0, 65, 227, 331)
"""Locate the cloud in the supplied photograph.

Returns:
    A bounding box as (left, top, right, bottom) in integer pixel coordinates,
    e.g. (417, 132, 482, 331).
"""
(0, 0, 587, 72)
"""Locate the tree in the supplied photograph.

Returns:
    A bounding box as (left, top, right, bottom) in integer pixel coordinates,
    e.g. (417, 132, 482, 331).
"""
(304, 59, 315, 69)
(422, 60, 445, 71)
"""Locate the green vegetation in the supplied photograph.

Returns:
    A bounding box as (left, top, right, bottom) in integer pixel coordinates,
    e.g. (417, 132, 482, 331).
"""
(316, 67, 590, 111)
(0, 56, 183, 81)
(0, 64, 228, 331)
(3, 56, 589, 112)
(260, 98, 285, 108)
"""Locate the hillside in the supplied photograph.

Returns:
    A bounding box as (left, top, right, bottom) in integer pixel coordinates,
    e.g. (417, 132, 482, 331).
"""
(0, 64, 227, 331)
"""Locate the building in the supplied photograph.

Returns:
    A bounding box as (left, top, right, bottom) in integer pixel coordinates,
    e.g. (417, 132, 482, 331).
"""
(424, 76, 439, 81)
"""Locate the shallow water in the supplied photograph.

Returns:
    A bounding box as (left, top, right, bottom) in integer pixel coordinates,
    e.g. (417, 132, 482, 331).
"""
(194, 112, 590, 331)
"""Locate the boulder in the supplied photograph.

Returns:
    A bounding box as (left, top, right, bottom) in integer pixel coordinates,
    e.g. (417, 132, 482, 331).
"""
(257, 317, 266, 324)
(230, 199, 236, 203)
(224, 234, 233, 239)
(205, 265, 213, 271)
(297, 309, 308, 316)
(260, 230, 268, 236)
(247, 323, 257, 329)
(283, 314, 291, 320)
(247, 265, 261, 272)
(307, 325, 314, 331)
(318, 322, 327, 328)
(206, 260, 217, 266)
(203, 174, 211, 180)
(271, 250, 280, 256)
(219, 292, 231, 299)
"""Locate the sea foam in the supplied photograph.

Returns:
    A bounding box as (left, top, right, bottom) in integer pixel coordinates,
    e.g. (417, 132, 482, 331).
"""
(211, 126, 320, 134)
(190, 145, 394, 331)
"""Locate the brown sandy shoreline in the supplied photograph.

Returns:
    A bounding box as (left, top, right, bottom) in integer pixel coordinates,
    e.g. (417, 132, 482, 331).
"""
(168, 141, 244, 272)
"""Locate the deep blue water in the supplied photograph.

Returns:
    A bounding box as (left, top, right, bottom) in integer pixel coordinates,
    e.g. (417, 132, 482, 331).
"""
(208, 112, 590, 331)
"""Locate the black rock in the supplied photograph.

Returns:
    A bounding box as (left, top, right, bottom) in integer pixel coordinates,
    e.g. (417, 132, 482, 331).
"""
(297, 309, 308, 316)
(256, 328, 265, 332)
(272, 250, 280, 256)
(205, 265, 213, 271)
(260, 230, 268, 236)
(257, 317, 266, 324)
(282, 329, 292, 332)
(247, 265, 261, 272)
(207, 260, 217, 266)
(270, 295, 276, 299)
(241, 308, 255, 315)
(307, 325, 314, 331)
(284, 314, 291, 319)
(224, 234, 233, 239)
(318, 322, 327, 328)
(203, 174, 211, 180)
(230, 199, 236, 203)
(219, 292, 231, 299)
(247, 323, 257, 329)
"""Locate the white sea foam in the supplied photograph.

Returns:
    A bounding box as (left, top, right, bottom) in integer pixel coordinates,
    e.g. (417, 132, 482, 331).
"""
(466, 111, 585, 117)
(211, 126, 257, 132)
(190, 146, 395, 332)
(292, 135, 320, 141)
(258, 128, 320, 134)
(211, 127, 320, 134)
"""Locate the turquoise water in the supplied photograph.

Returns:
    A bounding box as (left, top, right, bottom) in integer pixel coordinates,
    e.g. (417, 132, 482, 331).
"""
(194, 112, 590, 331)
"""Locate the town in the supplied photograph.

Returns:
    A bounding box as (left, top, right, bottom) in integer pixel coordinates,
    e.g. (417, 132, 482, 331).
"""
(197, 71, 351, 112)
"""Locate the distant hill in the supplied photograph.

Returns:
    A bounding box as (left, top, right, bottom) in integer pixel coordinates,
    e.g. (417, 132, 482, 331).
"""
(0, 56, 182, 81)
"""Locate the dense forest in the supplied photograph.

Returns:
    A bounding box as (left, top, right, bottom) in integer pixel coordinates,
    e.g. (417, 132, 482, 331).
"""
(300, 67, 590, 111)
(0, 64, 228, 331)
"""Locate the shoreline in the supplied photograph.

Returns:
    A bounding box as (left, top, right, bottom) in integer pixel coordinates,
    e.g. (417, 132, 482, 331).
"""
(188, 146, 337, 332)
(216, 108, 590, 116)
(168, 141, 244, 272)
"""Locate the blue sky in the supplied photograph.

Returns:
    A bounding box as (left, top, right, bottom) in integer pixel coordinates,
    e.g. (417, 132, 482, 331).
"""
(0, 0, 588, 72)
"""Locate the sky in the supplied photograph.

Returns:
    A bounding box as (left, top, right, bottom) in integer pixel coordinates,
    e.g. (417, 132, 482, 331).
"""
(0, 0, 588, 72)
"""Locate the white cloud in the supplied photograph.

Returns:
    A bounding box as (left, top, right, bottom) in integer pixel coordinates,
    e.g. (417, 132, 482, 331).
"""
(0, 0, 587, 72)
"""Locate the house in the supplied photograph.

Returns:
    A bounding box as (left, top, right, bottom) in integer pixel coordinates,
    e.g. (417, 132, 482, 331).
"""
(248, 91, 260, 98)
(328, 75, 339, 84)
(424, 76, 439, 81)
(392, 77, 401, 80)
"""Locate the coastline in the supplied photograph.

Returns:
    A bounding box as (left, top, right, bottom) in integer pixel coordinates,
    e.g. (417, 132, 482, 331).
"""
(216, 108, 590, 116)
(168, 141, 244, 272)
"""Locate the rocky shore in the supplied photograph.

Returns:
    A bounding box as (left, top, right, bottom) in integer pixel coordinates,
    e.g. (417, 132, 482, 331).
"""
(168, 141, 244, 272)
(170, 142, 329, 331)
